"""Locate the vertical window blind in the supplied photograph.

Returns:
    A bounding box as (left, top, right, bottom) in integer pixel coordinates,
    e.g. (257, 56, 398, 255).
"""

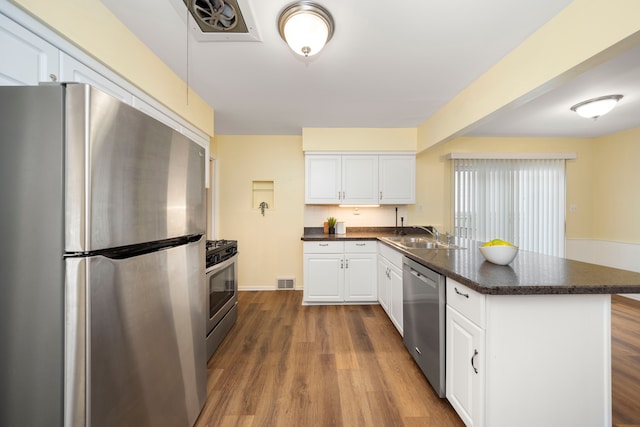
(453, 158, 566, 257)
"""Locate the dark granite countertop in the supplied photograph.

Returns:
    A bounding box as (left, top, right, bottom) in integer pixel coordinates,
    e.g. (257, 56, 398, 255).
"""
(301, 227, 640, 295)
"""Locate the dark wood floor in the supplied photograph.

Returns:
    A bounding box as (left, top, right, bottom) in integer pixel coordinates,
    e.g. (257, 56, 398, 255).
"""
(612, 295, 640, 427)
(196, 291, 640, 427)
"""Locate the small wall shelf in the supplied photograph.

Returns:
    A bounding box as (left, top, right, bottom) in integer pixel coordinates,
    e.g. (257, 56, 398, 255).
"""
(252, 180, 274, 209)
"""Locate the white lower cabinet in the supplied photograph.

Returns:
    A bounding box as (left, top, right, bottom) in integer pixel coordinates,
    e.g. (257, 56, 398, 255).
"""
(446, 278, 612, 427)
(446, 305, 485, 427)
(378, 244, 403, 334)
(303, 241, 377, 304)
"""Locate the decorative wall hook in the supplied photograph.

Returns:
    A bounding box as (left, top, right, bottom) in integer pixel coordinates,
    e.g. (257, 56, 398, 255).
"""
(259, 201, 269, 216)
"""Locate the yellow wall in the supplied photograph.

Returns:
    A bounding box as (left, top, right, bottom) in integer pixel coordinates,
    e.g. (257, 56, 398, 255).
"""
(411, 136, 596, 238)
(303, 128, 417, 152)
(12, 0, 214, 136)
(592, 127, 640, 242)
(417, 0, 640, 151)
(217, 135, 304, 289)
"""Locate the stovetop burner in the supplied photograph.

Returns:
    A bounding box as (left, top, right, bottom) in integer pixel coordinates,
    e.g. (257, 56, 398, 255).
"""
(206, 239, 237, 268)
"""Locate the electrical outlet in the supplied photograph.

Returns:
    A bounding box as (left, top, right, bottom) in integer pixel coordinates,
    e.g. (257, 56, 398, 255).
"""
(569, 204, 577, 213)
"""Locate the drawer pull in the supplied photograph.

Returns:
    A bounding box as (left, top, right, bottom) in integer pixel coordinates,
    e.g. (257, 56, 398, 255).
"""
(455, 287, 469, 298)
(471, 349, 479, 373)
(319, 243, 329, 247)
(356, 243, 366, 246)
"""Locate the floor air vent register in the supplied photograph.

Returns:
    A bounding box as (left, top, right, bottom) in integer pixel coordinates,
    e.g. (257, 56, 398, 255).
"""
(277, 278, 295, 290)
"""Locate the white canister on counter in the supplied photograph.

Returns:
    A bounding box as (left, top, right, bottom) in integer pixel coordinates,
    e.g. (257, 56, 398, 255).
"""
(336, 221, 346, 235)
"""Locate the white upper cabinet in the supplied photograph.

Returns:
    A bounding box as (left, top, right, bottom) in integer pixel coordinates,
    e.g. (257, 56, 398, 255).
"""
(379, 155, 416, 204)
(0, 14, 59, 85)
(305, 153, 416, 205)
(305, 155, 342, 204)
(341, 155, 379, 205)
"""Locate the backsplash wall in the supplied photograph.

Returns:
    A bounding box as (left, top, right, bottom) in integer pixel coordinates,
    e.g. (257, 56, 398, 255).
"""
(304, 205, 410, 229)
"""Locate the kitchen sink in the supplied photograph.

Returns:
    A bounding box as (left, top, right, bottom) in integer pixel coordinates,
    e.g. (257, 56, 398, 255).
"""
(382, 236, 462, 250)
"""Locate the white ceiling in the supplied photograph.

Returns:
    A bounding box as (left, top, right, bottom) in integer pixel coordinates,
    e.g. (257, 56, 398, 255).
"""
(102, 0, 640, 138)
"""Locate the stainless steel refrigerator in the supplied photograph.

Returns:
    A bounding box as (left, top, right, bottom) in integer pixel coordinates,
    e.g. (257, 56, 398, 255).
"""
(0, 84, 207, 427)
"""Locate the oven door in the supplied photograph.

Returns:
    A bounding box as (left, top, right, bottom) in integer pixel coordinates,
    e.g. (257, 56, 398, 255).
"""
(206, 254, 238, 335)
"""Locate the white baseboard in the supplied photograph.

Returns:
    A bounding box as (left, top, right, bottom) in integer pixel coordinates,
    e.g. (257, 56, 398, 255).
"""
(566, 238, 640, 301)
(238, 286, 303, 291)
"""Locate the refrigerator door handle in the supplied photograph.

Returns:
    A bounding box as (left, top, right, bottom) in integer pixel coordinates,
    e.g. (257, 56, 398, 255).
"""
(65, 257, 88, 427)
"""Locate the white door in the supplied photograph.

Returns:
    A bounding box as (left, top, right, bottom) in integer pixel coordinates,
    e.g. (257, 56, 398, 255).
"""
(341, 155, 379, 205)
(389, 263, 404, 334)
(379, 155, 416, 204)
(0, 14, 59, 85)
(377, 257, 390, 313)
(446, 306, 485, 427)
(305, 155, 341, 204)
(303, 253, 344, 302)
(344, 253, 377, 302)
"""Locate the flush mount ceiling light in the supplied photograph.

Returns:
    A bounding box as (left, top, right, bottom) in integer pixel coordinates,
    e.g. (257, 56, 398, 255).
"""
(278, 1, 334, 57)
(570, 95, 623, 119)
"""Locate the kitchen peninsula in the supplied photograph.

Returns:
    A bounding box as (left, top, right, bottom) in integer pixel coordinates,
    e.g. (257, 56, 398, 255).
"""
(301, 227, 640, 427)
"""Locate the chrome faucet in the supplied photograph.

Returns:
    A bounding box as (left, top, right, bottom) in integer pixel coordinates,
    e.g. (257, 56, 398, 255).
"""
(413, 225, 440, 242)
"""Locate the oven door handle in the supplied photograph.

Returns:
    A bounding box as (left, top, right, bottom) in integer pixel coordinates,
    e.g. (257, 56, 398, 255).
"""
(206, 253, 238, 274)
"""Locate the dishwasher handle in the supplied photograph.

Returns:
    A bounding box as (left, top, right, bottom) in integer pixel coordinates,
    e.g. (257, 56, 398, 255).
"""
(409, 268, 437, 290)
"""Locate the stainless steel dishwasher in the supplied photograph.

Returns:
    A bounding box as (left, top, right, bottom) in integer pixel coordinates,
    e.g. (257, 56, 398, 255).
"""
(403, 256, 446, 398)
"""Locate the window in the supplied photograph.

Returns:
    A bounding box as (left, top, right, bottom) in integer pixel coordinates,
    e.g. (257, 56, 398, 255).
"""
(453, 156, 568, 257)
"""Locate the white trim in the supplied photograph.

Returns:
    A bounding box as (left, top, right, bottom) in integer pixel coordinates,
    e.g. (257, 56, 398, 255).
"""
(305, 151, 415, 156)
(0, 3, 210, 142)
(565, 238, 640, 301)
(448, 152, 577, 160)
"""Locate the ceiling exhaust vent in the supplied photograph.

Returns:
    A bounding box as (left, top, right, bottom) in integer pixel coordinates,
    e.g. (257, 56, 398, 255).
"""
(182, 0, 261, 41)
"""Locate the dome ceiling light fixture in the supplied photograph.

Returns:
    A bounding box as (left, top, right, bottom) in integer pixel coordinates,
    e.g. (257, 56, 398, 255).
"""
(570, 94, 624, 120)
(278, 1, 334, 57)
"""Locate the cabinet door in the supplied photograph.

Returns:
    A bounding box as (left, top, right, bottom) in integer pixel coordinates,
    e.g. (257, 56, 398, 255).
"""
(0, 14, 59, 85)
(379, 155, 416, 204)
(377, 258, 390, 313)
(305, 155, 341, 204)
(303, 253, 344, 302)
(344, 253, 377, 302)
(60, 53, 133, 104)
(341, 155, 379, 205)
(389, 263, 403, 334)
(446, 306, 485, 427)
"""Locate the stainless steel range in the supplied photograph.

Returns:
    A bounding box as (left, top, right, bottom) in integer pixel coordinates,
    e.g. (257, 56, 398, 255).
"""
(205, 240, 238, 360)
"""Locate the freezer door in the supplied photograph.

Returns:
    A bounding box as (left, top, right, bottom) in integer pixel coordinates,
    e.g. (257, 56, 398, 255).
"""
(65, 237, 207, 427)
(65, 84, 206, 252)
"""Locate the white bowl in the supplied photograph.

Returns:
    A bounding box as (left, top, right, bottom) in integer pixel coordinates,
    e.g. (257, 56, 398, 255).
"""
(479, 245, 518, 265)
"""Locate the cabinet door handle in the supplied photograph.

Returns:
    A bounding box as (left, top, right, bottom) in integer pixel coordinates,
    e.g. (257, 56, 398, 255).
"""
(345, 259, 349, 268)
(340, 259, 344, 269)
(380, 191, 383, 199)
(454, 287, 469, 298)
(471, 349, 479, 374)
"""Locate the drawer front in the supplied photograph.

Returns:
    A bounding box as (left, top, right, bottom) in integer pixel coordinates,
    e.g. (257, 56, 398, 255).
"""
(303, 241, 344, 253)
(446, 278, 486, 327)
(345, 240, 376, 253)
(378, 242, 404, 267)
